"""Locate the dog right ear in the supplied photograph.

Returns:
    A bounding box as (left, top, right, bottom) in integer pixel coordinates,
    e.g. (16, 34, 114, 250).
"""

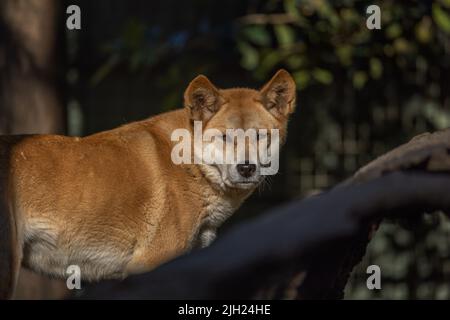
(184, 75, 224, 122)
(260, 69, 296, 118)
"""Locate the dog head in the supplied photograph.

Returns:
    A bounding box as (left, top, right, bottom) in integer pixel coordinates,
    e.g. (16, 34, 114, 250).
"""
(183, 69, 296, 191)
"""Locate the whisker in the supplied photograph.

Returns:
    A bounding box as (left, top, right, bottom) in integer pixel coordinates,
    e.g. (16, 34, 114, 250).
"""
(258, 176, 273, 194)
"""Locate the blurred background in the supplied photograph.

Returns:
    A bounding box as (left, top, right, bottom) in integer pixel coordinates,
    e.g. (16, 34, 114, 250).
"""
(0, 0, 449, 299)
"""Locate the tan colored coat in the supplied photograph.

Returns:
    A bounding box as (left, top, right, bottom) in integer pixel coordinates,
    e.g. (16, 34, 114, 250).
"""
(0, 70, 296, 298)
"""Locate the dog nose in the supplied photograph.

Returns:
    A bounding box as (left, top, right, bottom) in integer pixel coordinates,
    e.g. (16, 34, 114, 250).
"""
(237, 162, 256, 178)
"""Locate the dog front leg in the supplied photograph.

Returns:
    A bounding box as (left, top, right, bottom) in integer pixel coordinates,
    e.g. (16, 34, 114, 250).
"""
(193, 222, 217, 249)
(199, 228, 217, 248)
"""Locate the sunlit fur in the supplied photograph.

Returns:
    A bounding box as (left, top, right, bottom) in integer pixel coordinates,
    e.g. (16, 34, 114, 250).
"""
(1, 70, 296, 292)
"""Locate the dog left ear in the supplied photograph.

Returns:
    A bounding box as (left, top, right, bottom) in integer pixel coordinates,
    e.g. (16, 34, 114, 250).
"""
(260, 69, 297, 117)
(184, 75, 224, 123)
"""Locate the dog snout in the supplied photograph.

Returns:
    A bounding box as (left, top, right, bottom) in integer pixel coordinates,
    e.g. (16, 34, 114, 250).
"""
(236, 161, 257, 178)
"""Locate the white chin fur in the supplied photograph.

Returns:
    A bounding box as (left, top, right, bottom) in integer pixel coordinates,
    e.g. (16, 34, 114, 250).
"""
(198, 164, 260, 191)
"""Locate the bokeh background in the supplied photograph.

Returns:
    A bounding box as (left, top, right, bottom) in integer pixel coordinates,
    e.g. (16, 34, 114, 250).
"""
(1, 0, 449, 299)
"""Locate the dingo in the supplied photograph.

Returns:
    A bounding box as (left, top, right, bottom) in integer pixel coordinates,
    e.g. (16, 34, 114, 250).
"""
(0, 69, 296, 298)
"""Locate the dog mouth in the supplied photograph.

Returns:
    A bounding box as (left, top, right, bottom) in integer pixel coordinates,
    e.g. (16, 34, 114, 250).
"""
(237, 182, 259, 189)
(207, 164, 262, 190)
(237, 181, 258, 185)
(227, 180, 260, 190)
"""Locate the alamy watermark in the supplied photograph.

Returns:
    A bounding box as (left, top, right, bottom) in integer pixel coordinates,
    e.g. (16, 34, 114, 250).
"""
(366, 264, 381, 290)
(170, 121, 280, 175)
(66, 5, 81, 30)
(66, 265, 81, 290)
(65, 4, 382, 32)
(366, 5, 381, 30)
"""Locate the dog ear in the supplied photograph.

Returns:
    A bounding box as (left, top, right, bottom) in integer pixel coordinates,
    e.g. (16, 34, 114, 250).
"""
(184, 75, 224, 122)
(260, 69, 296, 118)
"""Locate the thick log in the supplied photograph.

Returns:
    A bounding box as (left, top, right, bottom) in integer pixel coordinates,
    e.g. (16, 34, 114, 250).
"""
(79, 171, 450, 299)
(297, 129, 450, 299)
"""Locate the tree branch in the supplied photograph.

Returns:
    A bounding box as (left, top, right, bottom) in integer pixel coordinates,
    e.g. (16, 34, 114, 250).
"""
(79, 171, 450, 299)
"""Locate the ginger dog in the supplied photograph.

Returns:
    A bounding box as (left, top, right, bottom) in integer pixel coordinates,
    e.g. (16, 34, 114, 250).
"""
(0, 69, 296, 298)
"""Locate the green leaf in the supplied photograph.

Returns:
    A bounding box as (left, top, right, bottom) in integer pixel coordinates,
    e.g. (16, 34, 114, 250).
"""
(433, 3, 450, 34)
(293, 70, 310, 89)
(441, 0, 450, 8)
(283, 0, 301, 19)
(353, 71, 368, 89)
(261, 50, 283, 72)
(340, 8, 359, 24)
(315, 0, 340, 27)
(238, 42, 259, 70)
(286, 55, 305, 69)
(415, 17, 432, 43)
(274, 24, 295, 48)
(386, 23, 402, 39)
(336, 45, 353, 66)
(394, 38, 413, 54)
(312, 68, 333, 85)
(370, 58, 383, 79)
(242, 26, 271, 47)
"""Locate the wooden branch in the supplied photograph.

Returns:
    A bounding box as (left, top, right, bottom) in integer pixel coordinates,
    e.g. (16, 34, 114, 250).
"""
(78, 171, 450, 299)
(346, 130, 450, 185)
(296, 129, 450, 299)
